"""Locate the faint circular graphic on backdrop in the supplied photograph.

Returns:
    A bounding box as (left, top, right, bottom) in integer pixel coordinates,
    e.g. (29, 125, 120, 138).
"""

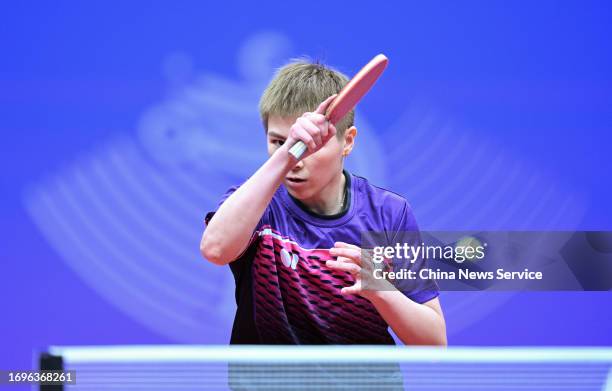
(382, 103, 587, 338)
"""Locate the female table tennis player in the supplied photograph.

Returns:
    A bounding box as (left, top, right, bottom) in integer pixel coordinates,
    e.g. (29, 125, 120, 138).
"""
(200, 57, 446, 346)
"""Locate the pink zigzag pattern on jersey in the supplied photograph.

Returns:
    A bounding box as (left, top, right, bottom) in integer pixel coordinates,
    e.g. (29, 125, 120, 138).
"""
(252, 225, 394, 344)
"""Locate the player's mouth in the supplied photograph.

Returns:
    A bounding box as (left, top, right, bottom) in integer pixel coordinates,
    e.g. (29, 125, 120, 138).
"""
(286, 177, 307, 185)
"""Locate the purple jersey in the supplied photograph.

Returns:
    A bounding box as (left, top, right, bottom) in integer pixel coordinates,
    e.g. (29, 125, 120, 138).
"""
(205, 171, 439, 344)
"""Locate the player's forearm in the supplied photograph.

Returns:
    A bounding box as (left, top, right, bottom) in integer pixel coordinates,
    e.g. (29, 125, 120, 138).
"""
(200, 145, 295, 265)
(367, 290, 447, 346)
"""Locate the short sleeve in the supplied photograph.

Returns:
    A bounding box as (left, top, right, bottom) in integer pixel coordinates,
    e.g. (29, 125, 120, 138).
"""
(205, 185, 270, 229)
(204, 185, 271, 258)
(388, 202, 440, 304)
(204, 185, 237, 226)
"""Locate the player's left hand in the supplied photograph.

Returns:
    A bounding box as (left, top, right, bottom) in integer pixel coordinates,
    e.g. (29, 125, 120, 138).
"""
(327, 241, 394, 300)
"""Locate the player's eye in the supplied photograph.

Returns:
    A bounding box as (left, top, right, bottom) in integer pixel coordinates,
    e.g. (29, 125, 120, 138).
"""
(272, 139, 285, 146)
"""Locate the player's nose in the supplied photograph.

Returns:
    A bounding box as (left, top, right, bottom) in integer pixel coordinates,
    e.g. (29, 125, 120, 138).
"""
(292, 159, 305, 171)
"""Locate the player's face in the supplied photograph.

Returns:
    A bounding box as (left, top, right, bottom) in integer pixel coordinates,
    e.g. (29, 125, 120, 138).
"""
(267, 115, 347, 203)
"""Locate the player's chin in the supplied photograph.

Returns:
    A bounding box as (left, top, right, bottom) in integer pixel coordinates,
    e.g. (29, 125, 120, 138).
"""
(285, 183, 312, 200)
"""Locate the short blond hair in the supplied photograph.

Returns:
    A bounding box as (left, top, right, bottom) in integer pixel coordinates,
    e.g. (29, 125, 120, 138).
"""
(259, 59, 354, 136)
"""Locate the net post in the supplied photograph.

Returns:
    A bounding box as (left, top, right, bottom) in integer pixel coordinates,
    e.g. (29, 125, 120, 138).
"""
(39, 352, 63, 391)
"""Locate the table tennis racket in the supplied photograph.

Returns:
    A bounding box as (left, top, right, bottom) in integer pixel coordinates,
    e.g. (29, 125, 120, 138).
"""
(288, 54, 389, 160)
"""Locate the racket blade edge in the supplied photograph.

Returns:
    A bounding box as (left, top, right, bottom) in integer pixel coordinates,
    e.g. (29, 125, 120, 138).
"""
(326, 54, 388, 125)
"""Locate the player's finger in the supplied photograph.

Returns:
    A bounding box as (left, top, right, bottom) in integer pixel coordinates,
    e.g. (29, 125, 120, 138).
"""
(304, 113, 329, 139)
(334, 241, 361, 250)
(326, 260, 360, 274)
(335, 243, 375, 271)
(334, 242, 364, 257)
(297, 117, 322, 146)
(291, 124, 316, 152)
(337, 255, 361, 267)
(341, 281, 361, 295)
(305, 112, 327, 125)
(328, 123, 337, 140)
(315, 94, 338, 115)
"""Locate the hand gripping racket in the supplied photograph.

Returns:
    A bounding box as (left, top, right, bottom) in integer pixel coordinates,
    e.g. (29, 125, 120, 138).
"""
(288, 54, 389, 160)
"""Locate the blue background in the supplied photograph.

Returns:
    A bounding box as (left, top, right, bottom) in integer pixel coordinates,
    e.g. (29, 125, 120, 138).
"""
(1, 0, 611, 376)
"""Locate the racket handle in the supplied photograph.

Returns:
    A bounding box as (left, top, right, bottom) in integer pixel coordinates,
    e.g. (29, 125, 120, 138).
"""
(288, 141, 308, 160)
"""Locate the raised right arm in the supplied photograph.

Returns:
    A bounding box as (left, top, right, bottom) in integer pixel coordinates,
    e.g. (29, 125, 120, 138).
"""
(200, 95, 337, 265)
(199, 146, 294, 265)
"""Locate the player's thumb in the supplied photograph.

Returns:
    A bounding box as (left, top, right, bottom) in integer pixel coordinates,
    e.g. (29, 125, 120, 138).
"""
(315, 94, 338, 115)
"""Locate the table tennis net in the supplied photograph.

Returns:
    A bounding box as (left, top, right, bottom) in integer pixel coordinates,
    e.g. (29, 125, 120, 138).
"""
(40, 345, 612, 391)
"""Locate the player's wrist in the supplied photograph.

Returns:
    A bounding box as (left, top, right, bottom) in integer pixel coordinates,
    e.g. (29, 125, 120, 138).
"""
(271, 142, 298, 172)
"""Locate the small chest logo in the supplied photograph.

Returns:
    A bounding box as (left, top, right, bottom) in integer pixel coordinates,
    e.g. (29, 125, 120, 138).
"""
(280, 249, 299, 270)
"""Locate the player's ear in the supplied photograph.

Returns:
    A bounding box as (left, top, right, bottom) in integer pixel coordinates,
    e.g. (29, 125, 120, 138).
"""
(342, 126, 357, 157)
